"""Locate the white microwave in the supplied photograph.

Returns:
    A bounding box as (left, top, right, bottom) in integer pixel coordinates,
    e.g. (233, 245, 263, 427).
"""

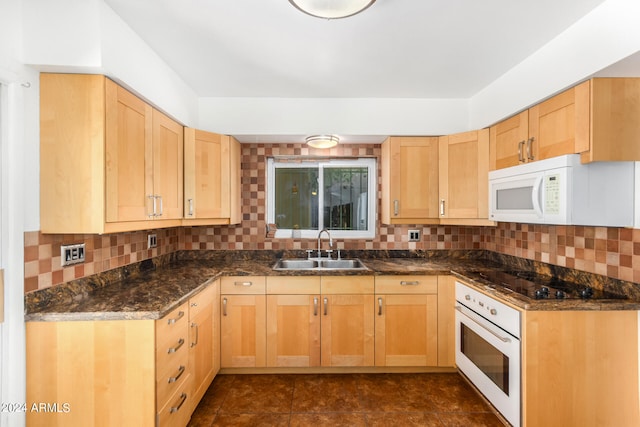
(489, 154, 635, 226)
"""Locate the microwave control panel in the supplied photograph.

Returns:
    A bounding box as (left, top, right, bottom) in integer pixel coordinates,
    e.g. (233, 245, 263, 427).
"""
(544, 174, 560, 214)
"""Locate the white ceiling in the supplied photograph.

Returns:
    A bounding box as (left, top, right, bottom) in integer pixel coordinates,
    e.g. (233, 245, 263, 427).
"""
(104, 0, 606, 98)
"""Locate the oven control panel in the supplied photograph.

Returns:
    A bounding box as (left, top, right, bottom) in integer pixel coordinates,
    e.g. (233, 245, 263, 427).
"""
(455, 281, 521, 338)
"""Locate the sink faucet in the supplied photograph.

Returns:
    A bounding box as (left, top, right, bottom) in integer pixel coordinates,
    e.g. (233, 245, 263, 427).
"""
(317, 228, 333, 258)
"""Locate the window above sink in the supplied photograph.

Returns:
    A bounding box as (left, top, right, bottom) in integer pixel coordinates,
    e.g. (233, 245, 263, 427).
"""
(266, 157, 377, 239)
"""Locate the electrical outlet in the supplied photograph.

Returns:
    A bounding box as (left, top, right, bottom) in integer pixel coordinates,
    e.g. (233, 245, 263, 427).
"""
(61, 243, 86, 267)
(148, 234, 158, 249)
(408, 230, 421, 242)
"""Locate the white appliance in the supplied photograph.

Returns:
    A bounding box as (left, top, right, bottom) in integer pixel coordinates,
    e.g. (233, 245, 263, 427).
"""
(455, 281, 521, 427)
(488, 154, 635, 225)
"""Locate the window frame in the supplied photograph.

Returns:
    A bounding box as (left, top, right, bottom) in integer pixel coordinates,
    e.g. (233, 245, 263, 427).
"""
(267, 157, 377, 239)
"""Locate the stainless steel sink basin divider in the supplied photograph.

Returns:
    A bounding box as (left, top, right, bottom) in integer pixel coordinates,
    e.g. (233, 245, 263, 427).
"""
(273, 258, 369, 271)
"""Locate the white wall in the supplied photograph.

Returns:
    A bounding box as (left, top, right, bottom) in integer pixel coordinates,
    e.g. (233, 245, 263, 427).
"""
(0, 0, 38, 424)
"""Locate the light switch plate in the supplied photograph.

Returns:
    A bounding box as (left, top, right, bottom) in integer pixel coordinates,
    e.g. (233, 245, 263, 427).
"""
(61, 243, 86, 267)
(148, 234, 158, 249)
(408, 230, 421, 242)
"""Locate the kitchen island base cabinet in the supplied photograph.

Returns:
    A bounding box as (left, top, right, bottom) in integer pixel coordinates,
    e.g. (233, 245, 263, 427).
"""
(522, 310, 639, 427)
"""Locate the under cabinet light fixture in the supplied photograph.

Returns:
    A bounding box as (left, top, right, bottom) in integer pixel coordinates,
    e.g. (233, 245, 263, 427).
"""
(289, 0, 376, 19)
(306, 134, 339, 149)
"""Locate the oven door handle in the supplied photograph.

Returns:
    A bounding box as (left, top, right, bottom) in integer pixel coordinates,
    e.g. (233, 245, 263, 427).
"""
(455, 305, 512, 343)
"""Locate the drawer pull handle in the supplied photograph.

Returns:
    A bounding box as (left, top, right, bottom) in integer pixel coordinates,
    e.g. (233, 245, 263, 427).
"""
(235, 281, 253, 287)
(378, 297, 383, 316)
(170, 392, 187, 414)
(191, 322, 199, 347)
(400, 281, 420, 286)
(313, 297, 318, 316)
(323, 297, 328, 316)
(168, 338, 185, 354)
(167, 311, 185, 325)
(168, 365, 185, 383)
(223, 297, 227, 316)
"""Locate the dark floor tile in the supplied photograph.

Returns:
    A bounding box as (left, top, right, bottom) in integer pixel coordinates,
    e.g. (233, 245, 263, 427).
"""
(365, 411, 444, 426)
(358, 373, 437, 412)
(292, 374, 362, 412)
(290, 412, 366, 427)
(438, 412, 505, 427)
(219, 374, 294, 414)
(211, 413, 290, 426)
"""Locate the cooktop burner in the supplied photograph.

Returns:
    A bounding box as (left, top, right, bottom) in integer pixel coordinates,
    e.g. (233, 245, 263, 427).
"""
(472, 269, 626, 300)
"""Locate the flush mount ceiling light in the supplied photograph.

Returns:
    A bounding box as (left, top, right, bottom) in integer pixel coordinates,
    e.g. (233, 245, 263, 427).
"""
(306, 134, 339, 148)
(289, 0, 376, 19)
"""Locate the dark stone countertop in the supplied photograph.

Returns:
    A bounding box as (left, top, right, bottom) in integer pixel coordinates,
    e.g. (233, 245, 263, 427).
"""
(24, 250, 640, 322)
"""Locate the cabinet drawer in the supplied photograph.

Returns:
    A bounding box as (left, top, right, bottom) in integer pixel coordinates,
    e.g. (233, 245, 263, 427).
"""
(189, 283, 215, 319)
(157, 373, 192, 427)
(321, 276, 374, 294)
(266, 276, 321, 294)
(221, 276, 266, 294)
(156, 302, 189, 339)
(156, 350, 189, 409)
(375, 275, 438, 294)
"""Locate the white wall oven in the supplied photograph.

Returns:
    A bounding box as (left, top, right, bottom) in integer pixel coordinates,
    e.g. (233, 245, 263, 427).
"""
(455, 281, 521, 427)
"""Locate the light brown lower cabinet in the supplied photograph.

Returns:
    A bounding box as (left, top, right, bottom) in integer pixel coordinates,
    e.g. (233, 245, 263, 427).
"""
(220, 276, 267, 368)
(26, 283, 220, 427)
(374, 275, 439, 367)
(522, 310, 640, 427)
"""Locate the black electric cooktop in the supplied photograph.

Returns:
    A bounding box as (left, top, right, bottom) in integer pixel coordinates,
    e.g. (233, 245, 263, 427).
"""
(471, 269, 626, 300)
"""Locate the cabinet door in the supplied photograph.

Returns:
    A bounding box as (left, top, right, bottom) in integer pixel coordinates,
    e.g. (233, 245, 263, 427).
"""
(375, 294, 438, 366)
(184, 128, 230, 220)
(381, 136, 439, 223)
(321, 294, 375, 367)
(438, 129, 489, 220)
(105, 79, 153, 222)
(152, 109, 184, 220)
(220, 295, 266, 368)
(189, 285, 215, 410)
(266, 294, 321, 367)
(529, 81, 590, 163)
(437, 275, 456, 367)
(489, 110, 528, 170)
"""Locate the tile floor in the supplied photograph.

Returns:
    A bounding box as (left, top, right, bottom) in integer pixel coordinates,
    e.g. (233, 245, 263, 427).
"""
(189, 373, 506, 426)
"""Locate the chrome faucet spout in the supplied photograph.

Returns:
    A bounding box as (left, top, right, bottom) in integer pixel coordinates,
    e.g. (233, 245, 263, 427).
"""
(317, 228, 333, 258)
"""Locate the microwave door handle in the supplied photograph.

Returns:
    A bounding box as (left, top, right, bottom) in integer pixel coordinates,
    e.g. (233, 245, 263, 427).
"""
(532, 176, 544, 218)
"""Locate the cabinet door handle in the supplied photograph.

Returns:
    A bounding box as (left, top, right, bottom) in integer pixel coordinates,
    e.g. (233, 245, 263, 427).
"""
(526, 137, 535, 160)
(168, 338, 185, 354)
(378, 297, 383, 316)
(313, 297, 318, 316)
(147, 195, 156, 218)
(167, 311, 185, 325)
(156, 195, 163, 217)
(400, 281, 420, 286)
(168, 365, 185, 383)
(440, 199, 445, 216)
(518, 140, 525, 162)
(323, 297, 328, 316)
(170, 392, 188, 414)
(393, 200, 399, 216)
(222, 297, 227, 316)
(187, 198, 194, 216)
(234, 281, 253, 287)
(190, 322, 199, 347)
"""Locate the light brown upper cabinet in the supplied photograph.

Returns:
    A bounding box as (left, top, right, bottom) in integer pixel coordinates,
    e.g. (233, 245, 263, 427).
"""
(438, 129, 491, 224)
(490, 78, 640, 170)
(40, 73, 183, 233)
(381, 136, 440, 224)
(183, 129, 241, 225)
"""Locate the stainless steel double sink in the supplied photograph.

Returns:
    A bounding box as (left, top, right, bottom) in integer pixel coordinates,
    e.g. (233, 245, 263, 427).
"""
(273, 258, 368, 271)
